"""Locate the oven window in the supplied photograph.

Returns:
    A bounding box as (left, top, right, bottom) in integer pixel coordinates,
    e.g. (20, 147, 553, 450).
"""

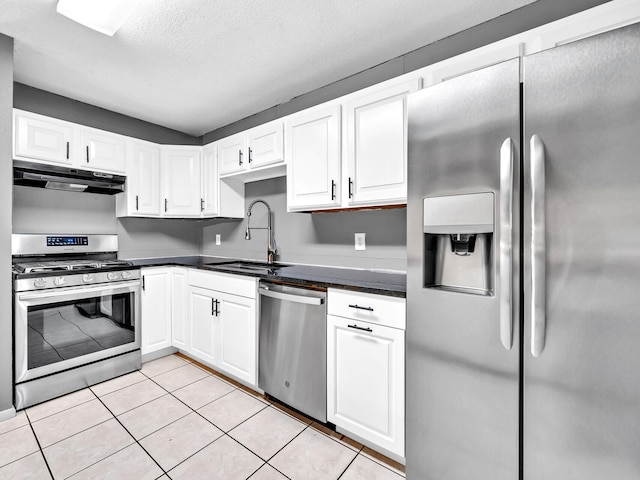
(27, 292, 135, 369)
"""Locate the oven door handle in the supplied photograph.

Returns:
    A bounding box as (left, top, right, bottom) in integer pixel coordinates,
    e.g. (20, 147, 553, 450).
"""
(17, 280, 141, 303)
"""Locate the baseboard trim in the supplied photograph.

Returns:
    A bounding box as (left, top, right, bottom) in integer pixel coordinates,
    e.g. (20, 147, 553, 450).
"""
(0, 406, 17, 422)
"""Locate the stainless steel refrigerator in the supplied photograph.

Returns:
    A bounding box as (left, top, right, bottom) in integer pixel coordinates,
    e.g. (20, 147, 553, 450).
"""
(406, 23, 640, 480)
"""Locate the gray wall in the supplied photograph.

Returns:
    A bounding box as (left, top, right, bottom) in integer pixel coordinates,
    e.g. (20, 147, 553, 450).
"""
(201, 177, 407, 271)
(0, 33, 13, 416)
(202, 0, 611, 142)
(13, 186, 117, 234)
(12, 186, 199, 259)
(14, 83, 200, 146)
(118, 218, 199, 260)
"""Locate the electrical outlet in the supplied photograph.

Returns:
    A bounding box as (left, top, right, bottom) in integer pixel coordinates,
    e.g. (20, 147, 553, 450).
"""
(355, 233, 366, 251)
(215, 234, 221, 245)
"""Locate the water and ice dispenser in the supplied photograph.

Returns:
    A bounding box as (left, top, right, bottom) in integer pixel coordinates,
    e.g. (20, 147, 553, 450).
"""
(423, 192, 494, 296)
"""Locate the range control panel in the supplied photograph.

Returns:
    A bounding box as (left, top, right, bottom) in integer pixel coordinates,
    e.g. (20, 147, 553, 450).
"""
(47, 236, 89, 247)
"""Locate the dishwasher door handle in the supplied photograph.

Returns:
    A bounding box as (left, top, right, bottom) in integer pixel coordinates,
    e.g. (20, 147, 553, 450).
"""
(258, 286, 325, 305)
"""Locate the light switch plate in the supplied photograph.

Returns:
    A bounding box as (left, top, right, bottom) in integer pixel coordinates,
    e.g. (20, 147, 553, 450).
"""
(355, 233, 366, 251)
(215, 234, 221, 245)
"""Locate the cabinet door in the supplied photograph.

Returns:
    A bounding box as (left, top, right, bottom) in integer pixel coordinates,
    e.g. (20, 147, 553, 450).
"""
(14, 111, 73, 165)
(286, 105, 341, 211)
(201, 144, 219, 216)
(129, 141, 161, 216)
(161, 147, 202, 217)
(188, 286, 217, 366)
(246, 121, 283, 169)
(172, 268, 188, 350)
(327, 315, 405, 457)
(346, 79, 420, 206)
(216, 292, 257, 386)
(141, 269, 172, 356)
(79, 129, 126, 173)
(218, 133, 246, 175)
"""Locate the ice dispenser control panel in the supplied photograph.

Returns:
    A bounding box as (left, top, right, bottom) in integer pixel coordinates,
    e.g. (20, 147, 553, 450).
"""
(422, 193, 495, 296)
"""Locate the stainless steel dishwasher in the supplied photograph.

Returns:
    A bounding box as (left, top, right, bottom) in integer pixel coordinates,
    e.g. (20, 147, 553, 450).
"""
(258, 280, 327, 422)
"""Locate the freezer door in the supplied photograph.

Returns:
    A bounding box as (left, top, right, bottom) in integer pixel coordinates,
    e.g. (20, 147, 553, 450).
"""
(406, 58, 521, 480)
(523, 23, 640, 480)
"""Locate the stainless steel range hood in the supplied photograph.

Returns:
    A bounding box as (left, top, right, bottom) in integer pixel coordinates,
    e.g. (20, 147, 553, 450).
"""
(13, 160, 126, 195)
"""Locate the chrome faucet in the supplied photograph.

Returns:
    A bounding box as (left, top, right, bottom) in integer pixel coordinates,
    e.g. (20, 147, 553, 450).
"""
(244, 199, 277, 264)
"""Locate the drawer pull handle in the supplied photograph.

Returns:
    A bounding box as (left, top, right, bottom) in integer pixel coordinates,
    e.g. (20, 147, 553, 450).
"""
(348, 324, 373, 332)
(348, 304, 374, 312)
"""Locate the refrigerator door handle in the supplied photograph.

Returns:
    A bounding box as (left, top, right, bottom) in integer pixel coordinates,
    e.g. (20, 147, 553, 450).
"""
(499, 137, 514, 351)
(530, 134, 546, 357)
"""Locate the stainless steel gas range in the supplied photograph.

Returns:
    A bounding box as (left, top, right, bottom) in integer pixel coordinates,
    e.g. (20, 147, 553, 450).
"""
(12, 234, 141, 409)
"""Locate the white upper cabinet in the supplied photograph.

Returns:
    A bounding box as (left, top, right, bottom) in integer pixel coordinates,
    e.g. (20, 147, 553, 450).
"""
(125, 140, 161, 216)
(14, 111, 73, 165)
(286, 104, 342, 211)
(78, 127, 127, 173)
(201, 143, 219, 216)
(161, 147, 202, 217)
(218, 132, 246, 176)
(218, 120, 285, 178)
(246, 120, 284, 169)
(13, 109, 126, 174)
(345, 78, 421, 206)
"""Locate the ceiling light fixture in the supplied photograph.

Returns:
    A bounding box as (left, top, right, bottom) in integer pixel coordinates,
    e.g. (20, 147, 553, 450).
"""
(56, 0, 139, 36)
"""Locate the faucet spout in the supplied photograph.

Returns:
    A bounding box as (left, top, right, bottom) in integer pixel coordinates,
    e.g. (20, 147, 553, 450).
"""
(245, 199, 277, 264)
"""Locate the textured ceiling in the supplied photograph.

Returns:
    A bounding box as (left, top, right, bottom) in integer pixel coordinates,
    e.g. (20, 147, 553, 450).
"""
(0, 0, 536, 136)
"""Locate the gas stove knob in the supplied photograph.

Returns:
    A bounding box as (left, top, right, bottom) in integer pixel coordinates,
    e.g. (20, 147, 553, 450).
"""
(82, 274, 94, 283)
(121, 271, 132, 279)
(107, 272, 120, 281)
(53, 277, 66, 286)
(33, 278, 47, 288)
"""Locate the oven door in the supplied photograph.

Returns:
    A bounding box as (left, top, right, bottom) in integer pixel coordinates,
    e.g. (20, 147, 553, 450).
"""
(15, 280, 140, 383)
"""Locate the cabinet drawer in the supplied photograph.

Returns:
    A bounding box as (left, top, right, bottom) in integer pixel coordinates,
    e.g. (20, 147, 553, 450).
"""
(327, 289, 405, 330)
(188, 269, 257, 298)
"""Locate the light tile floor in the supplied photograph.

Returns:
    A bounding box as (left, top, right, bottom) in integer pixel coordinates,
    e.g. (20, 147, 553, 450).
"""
(0, 354, 406, 480)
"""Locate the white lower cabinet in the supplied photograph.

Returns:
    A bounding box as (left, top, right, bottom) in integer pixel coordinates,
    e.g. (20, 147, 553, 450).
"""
(327, 289, 406, 459)
(216, 291, 256, 383)
(186, 271, 258, 386)
(140, 268, 173, 356)
(171, 268, 188, 350)
(188, 286, 218, 366)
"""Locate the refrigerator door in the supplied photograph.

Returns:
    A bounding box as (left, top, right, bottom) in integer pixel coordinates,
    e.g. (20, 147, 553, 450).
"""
(523, 24, 640, 479)
(407, 58, 520, 480)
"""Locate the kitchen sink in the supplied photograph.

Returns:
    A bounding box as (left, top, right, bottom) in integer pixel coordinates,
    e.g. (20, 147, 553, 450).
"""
(216, 261, 281, 275)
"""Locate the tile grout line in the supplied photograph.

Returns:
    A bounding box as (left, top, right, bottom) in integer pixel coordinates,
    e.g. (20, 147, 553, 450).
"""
(90, 389, 170, 479)
(143, 362, 299, 479)
(138, 371, 255, 476)
(24, 421, 54, 479)
(25, 392, 97, 424)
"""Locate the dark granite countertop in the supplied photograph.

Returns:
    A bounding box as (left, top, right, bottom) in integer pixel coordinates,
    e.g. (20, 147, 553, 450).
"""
(128, 256, 406, 297)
